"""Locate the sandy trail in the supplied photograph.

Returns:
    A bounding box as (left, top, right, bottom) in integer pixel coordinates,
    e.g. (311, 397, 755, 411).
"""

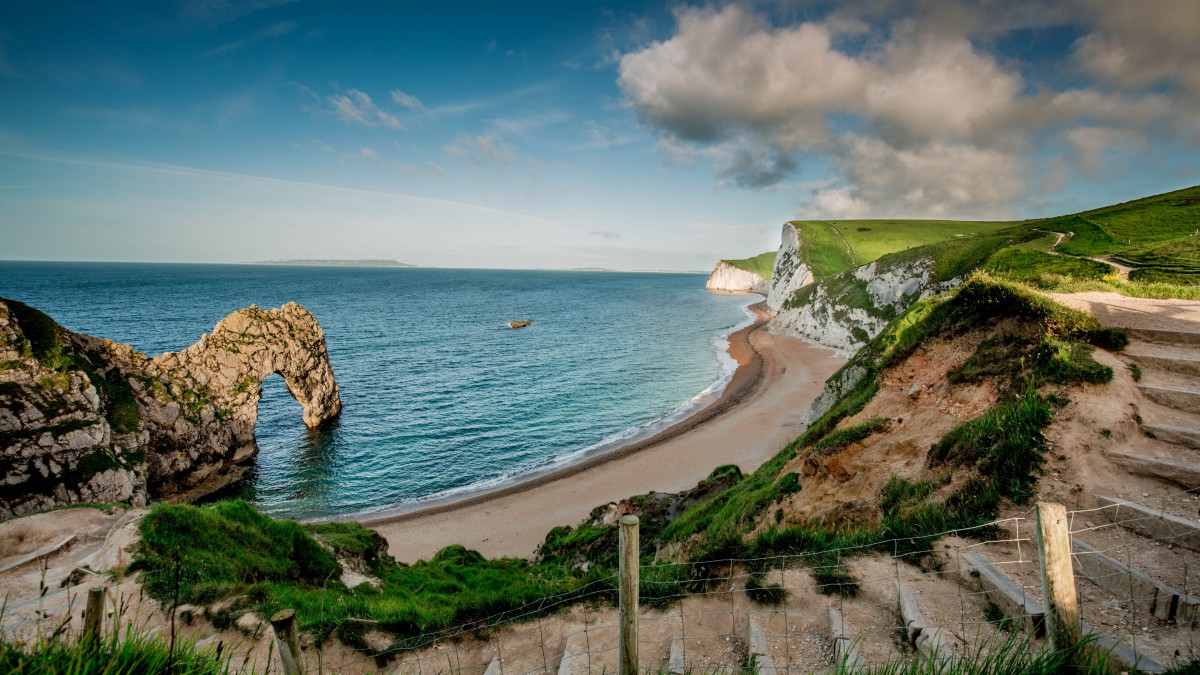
(365, 303, 845, 562)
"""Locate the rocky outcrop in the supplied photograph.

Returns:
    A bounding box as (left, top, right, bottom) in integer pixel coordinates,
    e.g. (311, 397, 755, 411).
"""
(705, 261, 768, 294)
(766, 223, 812, 311)
(0, 298, 340, 518)
(770, 254, 960, 354)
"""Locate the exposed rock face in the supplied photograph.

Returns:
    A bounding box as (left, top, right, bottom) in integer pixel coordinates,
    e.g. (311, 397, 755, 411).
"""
(0, 298, 340, 518)
(763, 223, 961, 354)
(766, 223, 812, 311)
(771, 256, 960, 354)
(705, 261, 768, 294)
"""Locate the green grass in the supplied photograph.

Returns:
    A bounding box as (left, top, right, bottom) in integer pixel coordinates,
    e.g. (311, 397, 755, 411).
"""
(777, 185, 1200, 305)
(981, 249, 1113, 286)
(828, 632, 1114, 675)
(4, 298, 72, 371)
(826, 219, 1012, 264)
(134, 500, 592, 648)
(1054, 185, 1200, 257)
(0, 629, 247, 674)
(721, 251, 776, 281)
(790, 221, 861, 279)
(810, 417, 891, 456)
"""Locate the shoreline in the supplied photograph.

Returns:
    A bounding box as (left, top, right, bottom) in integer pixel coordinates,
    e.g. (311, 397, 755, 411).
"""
(362, 299, 846, 562)
(357, 299, 771, 527)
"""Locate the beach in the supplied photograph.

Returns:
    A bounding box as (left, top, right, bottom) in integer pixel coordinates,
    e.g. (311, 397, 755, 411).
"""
(364, 302, 845, 562)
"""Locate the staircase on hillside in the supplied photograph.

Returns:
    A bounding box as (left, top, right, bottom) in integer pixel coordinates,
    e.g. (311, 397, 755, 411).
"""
(1126, 327, 1200, 450)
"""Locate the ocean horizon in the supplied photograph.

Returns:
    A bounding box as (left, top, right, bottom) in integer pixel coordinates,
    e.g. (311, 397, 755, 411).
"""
(0, 261, 754, 520)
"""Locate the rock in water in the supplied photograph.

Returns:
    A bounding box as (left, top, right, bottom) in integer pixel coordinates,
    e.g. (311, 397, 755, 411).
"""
(0, 298, 341, 518)
(509, 320, 532, 329)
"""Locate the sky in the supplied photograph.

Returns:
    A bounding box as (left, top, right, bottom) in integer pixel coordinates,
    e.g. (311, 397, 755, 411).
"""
(1, 0, 1197, 271)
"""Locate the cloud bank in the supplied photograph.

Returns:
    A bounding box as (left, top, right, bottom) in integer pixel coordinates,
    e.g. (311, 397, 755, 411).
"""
(618, 2, 1198, 218)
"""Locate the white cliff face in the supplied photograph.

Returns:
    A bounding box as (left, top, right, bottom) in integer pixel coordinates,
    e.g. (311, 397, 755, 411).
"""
(766, 223, 813, 311)
(705, 261, 768, 294)
(768, 255, 961, 355)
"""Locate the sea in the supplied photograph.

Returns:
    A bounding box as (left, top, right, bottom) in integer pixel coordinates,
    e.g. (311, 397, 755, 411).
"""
(0, 262, 754, 520)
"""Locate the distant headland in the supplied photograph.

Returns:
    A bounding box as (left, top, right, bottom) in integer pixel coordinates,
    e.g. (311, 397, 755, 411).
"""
(245, 259, 416, 267)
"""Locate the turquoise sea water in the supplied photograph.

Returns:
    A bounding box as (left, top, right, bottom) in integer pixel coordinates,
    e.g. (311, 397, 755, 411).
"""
(0, 262, 753, 520)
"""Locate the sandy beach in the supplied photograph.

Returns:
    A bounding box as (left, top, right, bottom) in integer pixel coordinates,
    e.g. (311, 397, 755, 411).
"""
(365, 302, 845, 562)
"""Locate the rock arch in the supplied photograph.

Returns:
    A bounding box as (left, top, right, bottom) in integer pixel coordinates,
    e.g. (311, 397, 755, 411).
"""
(139, 302, 342, 496)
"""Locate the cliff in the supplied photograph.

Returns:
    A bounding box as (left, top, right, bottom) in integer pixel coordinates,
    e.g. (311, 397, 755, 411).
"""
(765, 223, 813, 310)
(0, 298, 340, 518)
(764, 222, 1013, 353)
(705, 251, 775, 294)
(771, 252, 961, 354)
(705, 261, 768, 293)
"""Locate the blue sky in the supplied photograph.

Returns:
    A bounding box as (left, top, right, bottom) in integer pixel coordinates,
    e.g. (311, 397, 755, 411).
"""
(1, 1, 1197, 270)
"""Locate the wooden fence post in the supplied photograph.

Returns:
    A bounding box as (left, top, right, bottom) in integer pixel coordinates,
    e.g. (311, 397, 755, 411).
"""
(1036, 502, 1082, 653)
(270, 609, 306, 675)
(619, 515, 640, 675)
(83, 586, 105, 648)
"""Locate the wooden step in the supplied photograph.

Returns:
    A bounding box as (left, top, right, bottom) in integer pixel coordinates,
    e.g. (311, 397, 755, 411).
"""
(1144, 423, 1200, 450)
(1129, 328, 1200, 348)
(1105, 450, 1200, 489)
(1140, 385, 1200, 415)
(1071, 539, 1199, 622)
(1097, 496, 1200, 552)
(960, 551, 1165, 672)
(898, 584, 953, 660)
(557, 631, 588, 675)
(1125, 348, 1200, 379)
(1140, 367, 1199, 393)
(828, 607, 864, 670)
(747, 615, 779, 674)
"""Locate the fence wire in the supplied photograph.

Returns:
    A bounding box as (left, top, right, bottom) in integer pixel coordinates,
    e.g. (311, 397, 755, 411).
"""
(7, 496, 1200, 674)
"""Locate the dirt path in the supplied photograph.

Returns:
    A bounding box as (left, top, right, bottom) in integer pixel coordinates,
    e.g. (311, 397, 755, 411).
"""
(1050, 291, 1200, 333)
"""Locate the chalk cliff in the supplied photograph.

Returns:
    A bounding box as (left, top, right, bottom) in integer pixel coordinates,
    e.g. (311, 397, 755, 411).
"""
(0, 298, 340, 518)
(765, 223, 812, 311)
(763, 223, 960, 354)
(704, 261, 768, 294)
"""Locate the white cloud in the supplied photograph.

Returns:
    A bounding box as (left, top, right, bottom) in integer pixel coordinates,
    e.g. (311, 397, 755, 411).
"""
(826, 135, 1026, 219)
(1071, 0, 1200, 96)
(327, 89, 401, 129)
(811, 187, 871, 219)
(655, 137, 696, 168)
(617, 3, 1200, 219)
(618, 6, 867, 149)
(863, 28, 1022, 145)
(443, 133, 516, 168)
(1063, 127, 1141, 178)
(390, 89, 423, 110)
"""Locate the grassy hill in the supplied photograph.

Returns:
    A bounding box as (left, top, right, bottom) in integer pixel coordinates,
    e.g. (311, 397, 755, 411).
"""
(788, 184, 1200, 295)
(721, 251, 776, 281)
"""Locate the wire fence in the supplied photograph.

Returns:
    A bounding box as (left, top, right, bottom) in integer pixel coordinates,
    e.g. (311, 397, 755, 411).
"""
(7, 491, 1200, 673)
(302, 490, 1200, 673)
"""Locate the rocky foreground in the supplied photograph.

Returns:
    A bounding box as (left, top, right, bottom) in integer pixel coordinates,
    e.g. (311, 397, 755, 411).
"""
(0, 298, 340, 518)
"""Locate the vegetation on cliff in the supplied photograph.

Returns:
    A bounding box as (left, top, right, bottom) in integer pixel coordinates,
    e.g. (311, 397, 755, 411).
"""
(779, 185, 1200, 320)
(719, 251, 777, 281)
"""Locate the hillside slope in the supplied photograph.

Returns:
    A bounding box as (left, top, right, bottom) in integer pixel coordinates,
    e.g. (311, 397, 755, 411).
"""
(767, 184, 1200, 352)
